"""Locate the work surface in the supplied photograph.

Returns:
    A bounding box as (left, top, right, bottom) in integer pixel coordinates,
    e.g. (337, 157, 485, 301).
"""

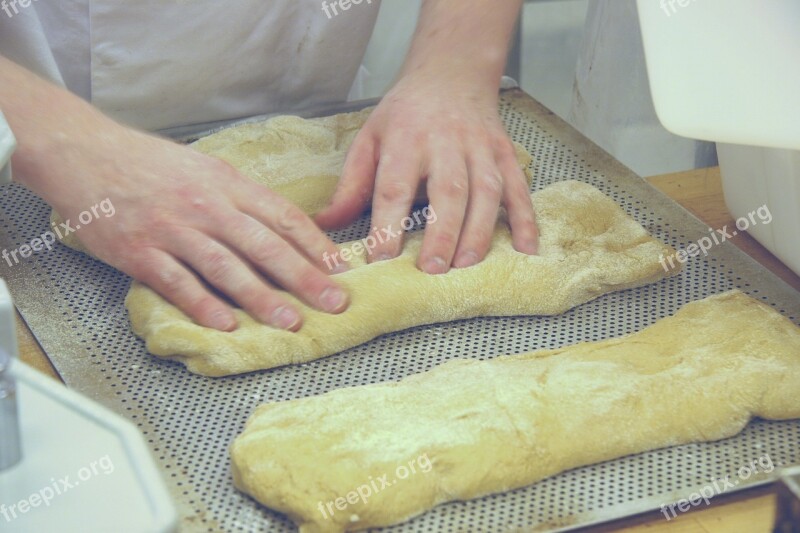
(6, 90, 800, 532)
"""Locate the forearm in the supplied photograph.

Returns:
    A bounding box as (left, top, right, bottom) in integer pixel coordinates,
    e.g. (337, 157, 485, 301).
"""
(0, 55, 119, 203)
(399, 0, 522, 95)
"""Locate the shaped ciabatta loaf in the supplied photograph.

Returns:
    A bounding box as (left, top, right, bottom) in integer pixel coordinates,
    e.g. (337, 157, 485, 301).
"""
(51, 107, 679, 376)
(230, 290, 800, 532)
(126, 179, 680, 375)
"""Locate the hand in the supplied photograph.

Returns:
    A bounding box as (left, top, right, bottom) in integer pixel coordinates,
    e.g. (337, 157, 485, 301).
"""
(2, 56, 351, 332)
(316, 73, 539, 273)
(24, 117, 349, 332)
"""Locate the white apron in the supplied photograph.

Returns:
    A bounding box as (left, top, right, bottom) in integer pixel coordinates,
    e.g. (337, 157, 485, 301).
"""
(2, 0, 380, 131)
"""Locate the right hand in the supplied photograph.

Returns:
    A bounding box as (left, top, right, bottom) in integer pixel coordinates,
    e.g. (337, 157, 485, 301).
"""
(29, 120, 350, 332)
(1, 55, 348, 332)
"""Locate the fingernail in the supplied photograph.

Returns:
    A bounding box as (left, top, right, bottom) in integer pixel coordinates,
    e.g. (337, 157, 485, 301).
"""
(272, 306, 301, 331)
(514, 236, 539, 255)
(319, 287, 348, 313)
(453, 251, 479, 269)
(210, 310, 237, 331)
(423, 256, 448, 274)
(523, 238, 539, 255)
(373, 253, 393, 262)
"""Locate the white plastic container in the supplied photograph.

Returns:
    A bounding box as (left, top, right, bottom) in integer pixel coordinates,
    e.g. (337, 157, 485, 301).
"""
(0, 280, 177, 533)
(636, 0, 800, 276)
(717, 145, 800, 276)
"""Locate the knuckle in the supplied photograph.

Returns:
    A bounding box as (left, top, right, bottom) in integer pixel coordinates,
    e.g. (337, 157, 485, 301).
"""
(241, 283, 275, 310)
(293, 267, 327, 294)
(248, 287, 290, 317)
(377, 180, 415, 204)
(147, 213, 176, 235)
(276, 204, 307, 232)
(155, 265, 188, 295)
(187, 195, 213, 216)
(191, 294, 226, 317)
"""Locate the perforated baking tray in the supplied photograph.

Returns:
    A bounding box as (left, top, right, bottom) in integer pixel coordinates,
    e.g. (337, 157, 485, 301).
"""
(1, 89, 798, 532)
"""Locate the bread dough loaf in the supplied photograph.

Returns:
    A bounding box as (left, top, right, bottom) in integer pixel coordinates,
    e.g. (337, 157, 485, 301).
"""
(52, 107, 532, 243)
(127, 179, 680, 376)
(230, 290, 800, 532)
(189, 108, 533, 215)
(52, 107, 677, 376)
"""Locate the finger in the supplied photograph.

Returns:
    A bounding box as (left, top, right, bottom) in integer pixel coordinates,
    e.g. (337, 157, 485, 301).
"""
(129, 248, 238, 332)
(367, 143, 423, 262)
(315, 131, 378, 229)
(497, 144, 539, 254)
(209, 214, 349, 316)
(417, 148, 469, 274)
(168, 227, 308, 330)
(452, 147, 504, 268)
(239, 184, 348, 274)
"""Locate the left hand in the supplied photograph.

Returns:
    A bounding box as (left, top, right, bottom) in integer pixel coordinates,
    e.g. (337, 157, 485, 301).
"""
(315, 73, 539, 273)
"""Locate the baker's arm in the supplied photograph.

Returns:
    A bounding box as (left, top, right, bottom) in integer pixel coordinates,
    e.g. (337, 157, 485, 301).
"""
(316, 0, 538, 273)
(0, 55, 349, 331)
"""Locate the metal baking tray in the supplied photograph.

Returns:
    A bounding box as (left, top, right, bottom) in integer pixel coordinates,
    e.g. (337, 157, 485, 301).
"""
(1, 88, 798, 532)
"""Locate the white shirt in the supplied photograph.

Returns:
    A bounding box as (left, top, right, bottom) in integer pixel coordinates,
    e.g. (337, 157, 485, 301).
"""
(0, 1, 380, 130)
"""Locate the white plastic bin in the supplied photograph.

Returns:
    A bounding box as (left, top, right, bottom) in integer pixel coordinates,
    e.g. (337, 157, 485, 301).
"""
(717, 145, 800, 276)
(636, 0, 800, 277)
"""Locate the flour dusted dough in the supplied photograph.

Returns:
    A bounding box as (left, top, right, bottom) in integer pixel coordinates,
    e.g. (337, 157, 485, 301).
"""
(127, 179, 680, 376)
(189, 108, 533, 214)
(231, 291, 800, 532)
(54, 108, 677, 375)
(51, 108, 532, 251)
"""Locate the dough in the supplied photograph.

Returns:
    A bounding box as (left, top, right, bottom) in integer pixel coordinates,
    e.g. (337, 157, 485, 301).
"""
(53, 108, 676, 375)
(230, 290, 800, 532)
(126, 179, 680, 376)
(189, 108, 533, 215)
(51, 106, 533, 243)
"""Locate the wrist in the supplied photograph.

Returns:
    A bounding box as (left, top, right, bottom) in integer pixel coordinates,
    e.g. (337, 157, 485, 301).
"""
(14, 104, 131, 203)
(0, 57, 124, 204)
(391, 65, 502, 108)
